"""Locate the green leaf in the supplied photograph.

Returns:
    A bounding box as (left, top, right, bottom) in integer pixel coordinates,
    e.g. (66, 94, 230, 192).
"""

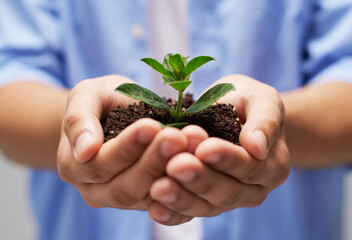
(169, 54, 184, 74)
(161, 54, 177, 84)
(115, 83, 169, 109)
(185, 83, 235, 114)
(161, 122, 189, 129)
(169, 80, 192, 92)
(141, 58, 174, 79)
(182, 56, 215, 77)
(162, 53, 173, 72)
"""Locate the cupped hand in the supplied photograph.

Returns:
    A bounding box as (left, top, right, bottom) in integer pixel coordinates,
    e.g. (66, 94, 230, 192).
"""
(57, 75, 188, 210)
(148, 75, 290, 225)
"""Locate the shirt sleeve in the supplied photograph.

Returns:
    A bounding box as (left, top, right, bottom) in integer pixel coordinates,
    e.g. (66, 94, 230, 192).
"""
(0, 0, 64, 88)
(304, 0, 352, 85)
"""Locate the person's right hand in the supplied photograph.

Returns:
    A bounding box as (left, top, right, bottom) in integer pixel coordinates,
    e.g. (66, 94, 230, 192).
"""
(57, 75, 188, 210)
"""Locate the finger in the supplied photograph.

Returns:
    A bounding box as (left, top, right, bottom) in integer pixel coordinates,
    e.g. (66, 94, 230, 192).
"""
(196, 136, 289, 187)
(150, 177, 218, 217)
(239, 83, 284, 160)
(82, 128, 188, 208)
(58, 118, 161, 184)
(63, 79, 114, 163)
(148, 201, 193, 226)
(181, 125, 209, 153)
(166, 152, 265, 209)
(195, 137, 269, 185)
(63, 77, 134, 163)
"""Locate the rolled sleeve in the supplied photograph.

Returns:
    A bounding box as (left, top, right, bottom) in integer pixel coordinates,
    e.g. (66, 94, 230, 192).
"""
(304, 0, 352, 85)
(0, 0, 64, 88)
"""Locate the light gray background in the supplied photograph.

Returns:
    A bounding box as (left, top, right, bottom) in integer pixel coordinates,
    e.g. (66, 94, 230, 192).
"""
(0, 153, 36, 240)
(1, 152, 352, 240)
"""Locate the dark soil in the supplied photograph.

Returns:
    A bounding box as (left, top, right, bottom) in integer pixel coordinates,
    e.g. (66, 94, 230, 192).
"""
(102, 94, 241, 145)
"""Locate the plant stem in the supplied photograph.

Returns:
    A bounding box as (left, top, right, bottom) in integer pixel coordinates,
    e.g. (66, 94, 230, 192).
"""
(175, 91, 183, 123)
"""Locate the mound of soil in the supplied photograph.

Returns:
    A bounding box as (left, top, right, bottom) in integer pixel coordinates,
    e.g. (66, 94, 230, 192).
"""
(102, 94, 241, 145)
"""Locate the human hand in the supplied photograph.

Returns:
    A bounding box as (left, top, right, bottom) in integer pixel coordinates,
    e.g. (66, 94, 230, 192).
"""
(148, 75, 290, 225)
(57, 75, 188, 210)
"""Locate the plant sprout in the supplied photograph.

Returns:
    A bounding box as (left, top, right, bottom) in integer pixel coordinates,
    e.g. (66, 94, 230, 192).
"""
(115, 53, 235, 128)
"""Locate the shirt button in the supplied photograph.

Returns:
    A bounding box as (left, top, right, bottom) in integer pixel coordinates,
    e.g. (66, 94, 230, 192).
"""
(131, 23, 145, 40)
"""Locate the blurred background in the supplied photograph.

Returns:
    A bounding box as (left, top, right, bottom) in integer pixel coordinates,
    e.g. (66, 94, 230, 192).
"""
(0, 152, 36, 240)
(1, 152, 352, 240)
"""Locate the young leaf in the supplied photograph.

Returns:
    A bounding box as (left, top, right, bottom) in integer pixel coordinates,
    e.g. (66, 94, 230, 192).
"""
(169, 54, 184, 74)
(162, 53, 173, 72)
(115, 83, 169, 109)
(185, 83, 235, 114)
(141, 58, 174, 79)
(169, 80, 192, 92)
(162, 75, 175, 84)
(182, 56, 215, 77)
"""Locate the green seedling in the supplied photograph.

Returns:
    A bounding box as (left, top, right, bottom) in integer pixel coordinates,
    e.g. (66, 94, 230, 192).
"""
(115, 53, 235, 128)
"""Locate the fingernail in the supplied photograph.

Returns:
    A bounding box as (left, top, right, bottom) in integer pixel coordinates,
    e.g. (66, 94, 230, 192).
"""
(157, 212, 171, 223)
(138, 128, 156, 144)
(74, 131, 94, 162)
(174, 170, 195, 183)
(158, 192, 177, 203)
(252, 130, 267, 159)
(161, 140, 182, 158)
(204, 154, 220, 164)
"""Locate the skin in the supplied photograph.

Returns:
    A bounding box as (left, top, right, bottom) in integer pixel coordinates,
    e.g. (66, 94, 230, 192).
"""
(282, 81, 352, 168)
(0, 82, 67, 168)
(0, 75, 352, 226)
(149, 75, 290, 224)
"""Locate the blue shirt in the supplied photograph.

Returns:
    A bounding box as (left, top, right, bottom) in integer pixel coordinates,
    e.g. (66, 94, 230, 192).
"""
(1, 0, 352, 239)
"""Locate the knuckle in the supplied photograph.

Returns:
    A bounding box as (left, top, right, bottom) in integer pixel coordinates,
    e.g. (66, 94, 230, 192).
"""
(220, 156, 240, 175)
(242, 168, 260, 184)
(143, 164, 165, 180)
(248, 194, 268, 208)
(175, 200, 193, 214)
(57, 163, 70, 183)
(271, 89, 285, 125)
(57, 156, 73, 183)
(277, 149, 290, 185)
(271, 143, 290, 187)
(242, 173, 260, 185)
(257, 195, 268, 205)
(109, 186, 140, 208)
(194, 181, 213, 197)
(214, 189, 242, 208)
(278, 99, 285, 124)
(167, 214, 193, 226)
(203, 207, 222, 217)
(115, 148, 138, 168)
(79, 185, 111, 208)
(83, 197, 101, 208)
(240, 162, 263, 184)
(80, 192, 104, 208)
(84, 164, 111, 183)
(63, 114, 81, 134)
(265, 117, 280, 135)
(139, 195, 154, 210)
(256, 137, 290, 188)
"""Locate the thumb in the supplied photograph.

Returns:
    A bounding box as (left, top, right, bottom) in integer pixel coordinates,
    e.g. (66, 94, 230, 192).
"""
(239, 88, 285, 160)
(62, 81, 105, 163)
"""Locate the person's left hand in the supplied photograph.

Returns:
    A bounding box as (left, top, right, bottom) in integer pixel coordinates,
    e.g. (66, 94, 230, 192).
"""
(147, 75, 290, 226)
